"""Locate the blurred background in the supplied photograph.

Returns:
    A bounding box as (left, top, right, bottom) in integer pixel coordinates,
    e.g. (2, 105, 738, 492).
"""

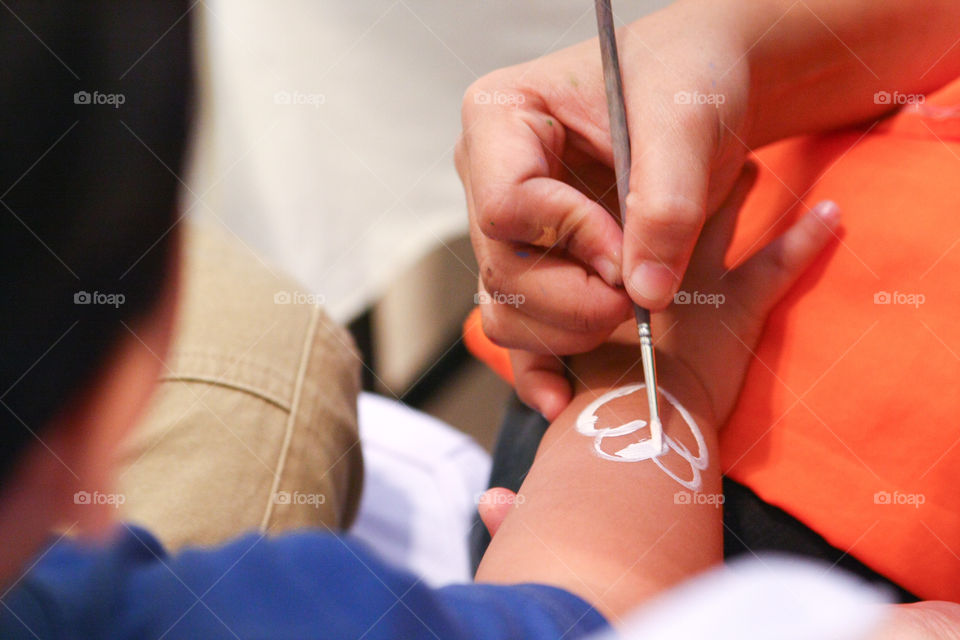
(184, 0, 672, 449)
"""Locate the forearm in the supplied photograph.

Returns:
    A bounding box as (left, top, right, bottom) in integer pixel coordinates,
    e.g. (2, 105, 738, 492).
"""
(475, 339, 722, 622)
(729, 0, 960, 146)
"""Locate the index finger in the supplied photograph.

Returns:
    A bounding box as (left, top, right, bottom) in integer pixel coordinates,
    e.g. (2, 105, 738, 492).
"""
(461, 82, 626, 287)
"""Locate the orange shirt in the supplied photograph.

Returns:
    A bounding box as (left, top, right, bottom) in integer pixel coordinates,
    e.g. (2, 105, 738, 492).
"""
(465, 76, 960, 601)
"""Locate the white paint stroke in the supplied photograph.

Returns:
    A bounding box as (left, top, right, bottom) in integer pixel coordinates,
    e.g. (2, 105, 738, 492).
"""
(575, 384, 708, 491)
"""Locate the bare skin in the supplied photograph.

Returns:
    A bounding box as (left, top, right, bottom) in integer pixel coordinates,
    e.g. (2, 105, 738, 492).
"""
(475, 168, 842, 622)
(473, 172, 960, 635)
(457, 0, 960, 419)
(0, 237, 180, 589)
(481, 490, 960, 638)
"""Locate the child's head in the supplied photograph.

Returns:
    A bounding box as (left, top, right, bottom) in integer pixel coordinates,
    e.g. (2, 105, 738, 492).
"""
(0, 2, 191, 582)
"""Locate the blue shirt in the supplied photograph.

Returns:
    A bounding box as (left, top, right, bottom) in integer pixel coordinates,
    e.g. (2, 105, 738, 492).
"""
(0, 526, 608, 639)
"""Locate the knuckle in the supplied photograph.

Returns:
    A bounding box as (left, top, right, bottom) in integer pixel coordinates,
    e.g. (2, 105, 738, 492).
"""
(766, 249, 791, 274)
(641, 193, 705, 230)
(453, 136, 467, 177)
(634, 194, 705, 257)
(477, 255, 511, 297)
(461, 79, 486, 116)
(479, 306, 532, 351)
(569, 295, 615, 334)
(475, 185, 521, 239)
(554, 201, 593, 252)
(462, 70, 511, 115)
(478, 305, 510, 347)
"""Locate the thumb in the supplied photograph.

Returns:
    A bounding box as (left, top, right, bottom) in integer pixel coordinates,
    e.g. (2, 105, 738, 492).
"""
(510, 351, 571, 422)
(731, 200, 841, 316)
(478, 488, 518, 538)
(622, 131, 712, 311)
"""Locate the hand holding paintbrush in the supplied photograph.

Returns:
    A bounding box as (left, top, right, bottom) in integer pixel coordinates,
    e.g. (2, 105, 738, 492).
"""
(593, 0, 663, 451)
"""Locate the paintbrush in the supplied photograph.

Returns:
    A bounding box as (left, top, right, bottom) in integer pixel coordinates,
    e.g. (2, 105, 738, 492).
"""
(593, 0, 664, 454)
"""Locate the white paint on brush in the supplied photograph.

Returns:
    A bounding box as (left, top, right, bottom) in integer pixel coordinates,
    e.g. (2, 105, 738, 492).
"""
(575, 384, 707, 492)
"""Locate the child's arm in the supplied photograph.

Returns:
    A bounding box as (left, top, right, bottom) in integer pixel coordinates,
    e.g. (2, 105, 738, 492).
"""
(731, 0, 960, 148)
(477, 347, 722, 623)
(475, 169, 842, 622)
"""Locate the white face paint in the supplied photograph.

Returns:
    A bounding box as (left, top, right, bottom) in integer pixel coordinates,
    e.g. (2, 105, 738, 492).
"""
(575, 384, 707, 492)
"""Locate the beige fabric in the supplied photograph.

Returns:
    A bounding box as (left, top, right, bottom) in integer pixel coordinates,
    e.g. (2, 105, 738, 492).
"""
(114, 221, 363, 550)
(189, 0, 672, 321)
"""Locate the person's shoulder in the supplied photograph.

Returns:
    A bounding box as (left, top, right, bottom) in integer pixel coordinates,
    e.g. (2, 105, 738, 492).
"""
(0, 524, 170, 638)
(439, 581, 609, 639)
(1, 526, 609, 640)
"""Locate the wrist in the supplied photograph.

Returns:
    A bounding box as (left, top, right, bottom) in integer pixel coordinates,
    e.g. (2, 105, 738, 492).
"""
(669, 0, 816, 150)
(568, 341, 717, 434)
(690, 0, 783, 150)
(633, 0, 758, 152)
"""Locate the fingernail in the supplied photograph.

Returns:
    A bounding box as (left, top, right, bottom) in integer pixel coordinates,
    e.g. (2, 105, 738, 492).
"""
(593, 256, 621, 287)
(629, 261, 676, 306)
(811, 200, 841, 227)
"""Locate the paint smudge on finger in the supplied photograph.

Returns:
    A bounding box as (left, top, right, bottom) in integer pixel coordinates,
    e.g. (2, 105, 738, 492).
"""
(531, 226, 558, 247)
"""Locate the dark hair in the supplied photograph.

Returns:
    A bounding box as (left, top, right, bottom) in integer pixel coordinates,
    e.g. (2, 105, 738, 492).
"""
(0, 2, 192, 477)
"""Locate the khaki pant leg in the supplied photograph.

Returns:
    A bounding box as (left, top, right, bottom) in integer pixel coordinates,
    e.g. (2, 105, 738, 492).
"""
(114, 221, 363, 550)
